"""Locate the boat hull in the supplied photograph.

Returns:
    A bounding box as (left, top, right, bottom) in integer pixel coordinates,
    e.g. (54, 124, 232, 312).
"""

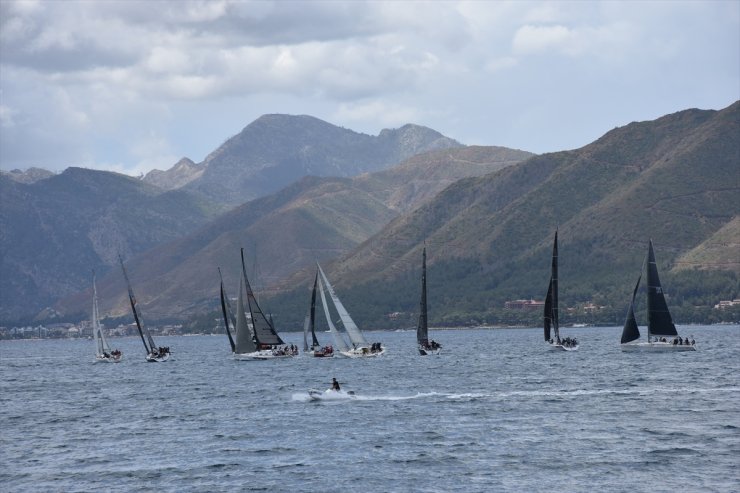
(419, 346, 441, 356)
(234, 350, 295, 360)
(340, 347, 385, 358)
(146, 353, 170, 362)
(620, 342, 697, 352)
(547, 342, 579, 351)
(94, 355, 122, 363)
(308, 389, 356, 401)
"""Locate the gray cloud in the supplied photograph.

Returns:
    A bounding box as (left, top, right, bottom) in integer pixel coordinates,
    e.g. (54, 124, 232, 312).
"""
(1, 0, 738, 174)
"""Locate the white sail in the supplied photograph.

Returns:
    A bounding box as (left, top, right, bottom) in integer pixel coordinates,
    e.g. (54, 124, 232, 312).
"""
(317, 263, 368, 348)
(92, 273, 112, 356)
(317, 274, 349, 351)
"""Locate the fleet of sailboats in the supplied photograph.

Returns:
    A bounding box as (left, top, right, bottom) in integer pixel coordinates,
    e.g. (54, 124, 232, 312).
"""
(417, 247, 441, 355)
(85, 236, 702, 363)
(316, 262, 384, 357)
(119, 256, 170, 362)
(620, 240, 697, 351)
(92, 271, 121, 363)
(543, 230, 579, 350)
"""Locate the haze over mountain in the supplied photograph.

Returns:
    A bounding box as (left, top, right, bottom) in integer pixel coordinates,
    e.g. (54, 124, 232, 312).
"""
(143, 114, 463, 205)
(0, 168, 216, 321)
(60, 145, 533, 320)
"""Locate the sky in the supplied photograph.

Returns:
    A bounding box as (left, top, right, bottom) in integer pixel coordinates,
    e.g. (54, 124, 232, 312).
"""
(1, 0, 738, 177)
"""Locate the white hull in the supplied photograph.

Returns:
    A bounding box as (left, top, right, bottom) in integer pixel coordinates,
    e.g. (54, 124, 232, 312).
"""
(308, 389, 356, 401)
(547, 342, 579, 351)
(419, 346, 441, 355)
(340, 347, 385, 358)
(146, 353, 170, 362)
(621, 342, 697, 352)
(94, 354, 122, 363)
(234, 350, 295, 360)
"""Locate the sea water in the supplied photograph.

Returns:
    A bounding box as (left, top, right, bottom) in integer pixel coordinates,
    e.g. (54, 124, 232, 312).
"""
(1, 325, 738, 492)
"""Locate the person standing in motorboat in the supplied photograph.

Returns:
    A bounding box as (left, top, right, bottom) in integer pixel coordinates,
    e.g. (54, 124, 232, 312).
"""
(331, 378, 340, 391)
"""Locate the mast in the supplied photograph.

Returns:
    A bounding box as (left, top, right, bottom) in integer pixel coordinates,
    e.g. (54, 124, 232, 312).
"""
(218, 267, 236, 352)
(241, 248, 284, 346)
(119, 255, 155, 354)
(317, 274, 349, 351)
(620, 274, 642, 344)
(417, 247, 428, 346)
(317, 263, 368, 348)
(646, 240, 678, 338)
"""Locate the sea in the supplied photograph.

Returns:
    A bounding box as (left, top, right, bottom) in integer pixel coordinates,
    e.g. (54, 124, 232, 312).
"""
(1, 325, 738, 493)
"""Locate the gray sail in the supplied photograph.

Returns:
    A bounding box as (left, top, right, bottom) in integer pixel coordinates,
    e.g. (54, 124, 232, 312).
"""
(234, 274, 257, 354)
(241, 248, 284, 346)
(646, 240, 678, 337)
(317, 263, 368, 347)
(317, 274, 349, 351)
(417, 247, 429, 346)
(92, 271, 111, 356)
(218, 268, 236, 352)
(621, 274, 642, 344)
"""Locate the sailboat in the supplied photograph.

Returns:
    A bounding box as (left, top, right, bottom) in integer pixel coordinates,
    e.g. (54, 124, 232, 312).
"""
(417, 247, 441, 355)
(543, 230, 579, 351)
(233, 248, 295, 360)
(119, 256, 170, 362)
(620, 240, 697, 351)
(92, 271, 122, 363)
(316, 262, 385, 357)
(303, 271, 334, 357)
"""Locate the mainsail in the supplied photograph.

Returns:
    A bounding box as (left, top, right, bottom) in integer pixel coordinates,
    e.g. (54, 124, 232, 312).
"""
(317, 263, 368, 348)
(317, 273, 349, 352)
(92, 271, 111, 356)
(417, 247, 429, 346)
(304, 272, 321, 351)
(544, 230, 560, 341)
(620, 274, 642, 344)
(218, 267, 236, 352)
(240, 248, 284, 346)
(119, 256, 157, 354)
(646, 239, 678, 337)
(234, 273, 257, 354)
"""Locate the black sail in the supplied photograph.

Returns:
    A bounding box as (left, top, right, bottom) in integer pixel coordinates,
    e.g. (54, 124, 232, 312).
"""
(551, 230, 559, 340)
(417, 247, 429, 346)
(646, 240, 678, 337)
(119, 255, 156, 354)
(543, 279, 553, 341)
(621, 274, 642, 344)
(240, 248, 284, 346)
(309, 271, 320, 348)
(218, 267, 236, 352)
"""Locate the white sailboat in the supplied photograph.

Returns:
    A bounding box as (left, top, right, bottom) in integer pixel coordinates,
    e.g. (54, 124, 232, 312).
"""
(620, 240, 697, 351)
(92, 271, 121, 363)
(316, 262, 384, 358)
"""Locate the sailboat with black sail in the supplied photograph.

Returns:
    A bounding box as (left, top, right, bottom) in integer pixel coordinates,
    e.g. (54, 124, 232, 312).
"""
(317, 262, 384, 357)
(620, 240, 696, 351)
(303, 271, 334, 357)
(92, 271, 121, 363)
(234, 248, 295, 360)
(417, 247, 441, 355)
(218, 267, 236, 353)
(543, 230, 579, 351)
(119, 256, 170, 362)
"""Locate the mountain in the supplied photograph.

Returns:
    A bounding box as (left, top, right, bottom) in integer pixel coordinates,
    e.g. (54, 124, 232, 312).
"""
(59, 145, 532, 320)
(0, 168, 216, 321)
(267, 101, 740, 328)
(1, 167, 55, 184)
(144, 114, 463, 205)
